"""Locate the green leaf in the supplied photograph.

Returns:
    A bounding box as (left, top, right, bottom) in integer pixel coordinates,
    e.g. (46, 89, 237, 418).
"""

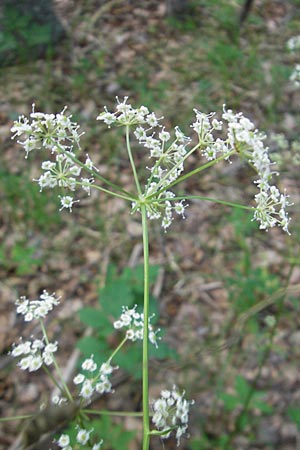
(220, 393, 241, 411)
(149, 341, 178, 360)
(99, 280, 133, 317)
(78, 307, 111, 336)
(252, 398, 273, 414)
(90, 416, 135, 449)
(77, 336, 110, 361)
(235, 375, 251, 401)
(288, 407, 300, 430)
(115, 343, 142, 379)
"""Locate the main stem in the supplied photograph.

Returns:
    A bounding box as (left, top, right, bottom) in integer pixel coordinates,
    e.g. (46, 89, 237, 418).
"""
(141, 204, 150, 450)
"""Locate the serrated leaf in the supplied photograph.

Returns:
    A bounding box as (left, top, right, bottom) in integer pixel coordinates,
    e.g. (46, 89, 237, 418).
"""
(99, 280, 133, 317)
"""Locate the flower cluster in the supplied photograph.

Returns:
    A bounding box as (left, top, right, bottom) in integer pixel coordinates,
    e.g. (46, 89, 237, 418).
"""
(195, 106, 291, 232)
(10, 291, 60, 371)
(191, 110, 229, 161)
(152, 386, 194, 446)
(56, 428, 103, 450)
(73, 355, 117, 401)
(113, 305, 160, 348)
(11, 99, 291, 232)
(11, 106, 96, 212)
(10, 338, 58, 372)
(98, 98, 191, 230)
(15, 290, 60, 322)
(11, 105, 82, 158)
(36, 152, 95, 211)
(97, 96, 160, 127)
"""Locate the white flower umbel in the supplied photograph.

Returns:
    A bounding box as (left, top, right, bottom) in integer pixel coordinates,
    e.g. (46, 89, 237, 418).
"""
(152, 386, 194, 446)
(97, 97, 154, 127)
(11, 105, 82, 157)
(10, 337, 58, 372)
(190, 105, 292, 233)
(113, 305, 160, 348)
(73, 355, 117, 401)
(15, 290, 60, 322)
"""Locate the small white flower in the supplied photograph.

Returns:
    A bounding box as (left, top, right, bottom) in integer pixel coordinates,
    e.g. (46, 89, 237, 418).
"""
(82, 356, 97, 372)
(44, 342, 58, 353)
(76, 428, 93, 445)
(43, 352, 54, 366)
(92, 440, 104, 450)
(18, 355, 33, 370)
(146, 112, 159, 127)
(11, 340, 31, 357)
(80, 379, 94, 399)
(59, 195, 79, 212)
(100, 362, 113, 375)
(159, 129, 171, 142)
(32, 339, 45, 350)
(29, 355, 43, 371)
(57, 434, 70, 448)
(73, 373, 85, 385)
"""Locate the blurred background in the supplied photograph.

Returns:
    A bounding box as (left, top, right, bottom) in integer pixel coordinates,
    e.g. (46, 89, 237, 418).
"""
(1, 1, 300, 449)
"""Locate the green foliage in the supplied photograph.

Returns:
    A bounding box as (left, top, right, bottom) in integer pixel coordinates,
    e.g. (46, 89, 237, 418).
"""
(190, 434, 231, 450)
(71, 50, 106, 95)
(0, 240, 42, 276)
(117, 59, 170, 112)
(227, 208, 257, 242)
(209, 0, 242, 33)
(220, 375, 273, 415)
(78, 264, 177, 379)
(0, 169, 61, 230)
(287, 405, 300, 431)
(225, 209, 281, 328)
(0, 6, 53, 64)
(226, 266, 280, 316)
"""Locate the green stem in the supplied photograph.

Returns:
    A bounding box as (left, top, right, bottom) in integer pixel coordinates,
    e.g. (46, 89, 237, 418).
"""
(141, 204, 150, 450)
(82, 409, 143, 417)
(126, 126, 142, 196)
(58, 145, 133, 198)
(0, 414, 34, 422)
(146, 150, 236, 201)
(74, 180, 135, 202)
(108, 337, 128, 362)
(39, 320, 74, 403)
(158, 195, 253, 210)
(42, 364, 64, 392)
(167, 150, 236, 190)
(156, 142, 201, 190)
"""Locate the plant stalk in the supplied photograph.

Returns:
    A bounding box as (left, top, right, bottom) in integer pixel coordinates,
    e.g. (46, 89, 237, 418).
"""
(141, 204, 150, 450)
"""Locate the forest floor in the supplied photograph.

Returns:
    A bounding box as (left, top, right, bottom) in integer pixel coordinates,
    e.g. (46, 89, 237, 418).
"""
(1, 1, 300, 449)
